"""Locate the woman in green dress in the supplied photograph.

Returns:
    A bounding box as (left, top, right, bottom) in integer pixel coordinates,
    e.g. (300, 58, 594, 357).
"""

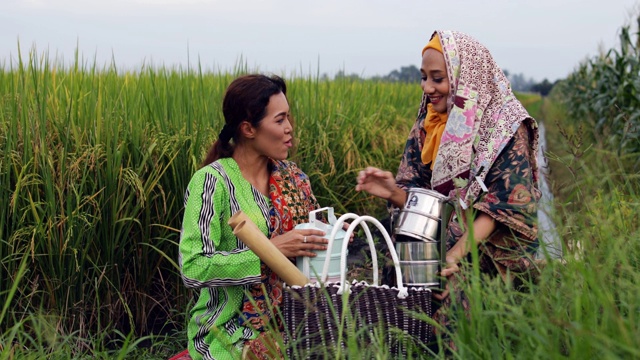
(179, 74, 326, 360)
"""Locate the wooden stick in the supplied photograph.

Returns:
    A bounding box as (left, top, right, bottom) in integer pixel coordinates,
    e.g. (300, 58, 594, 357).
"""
(229, 213, 309, 286)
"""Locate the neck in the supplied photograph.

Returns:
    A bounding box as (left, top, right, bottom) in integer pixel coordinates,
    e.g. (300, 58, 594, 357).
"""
(232, 145, 270, 194)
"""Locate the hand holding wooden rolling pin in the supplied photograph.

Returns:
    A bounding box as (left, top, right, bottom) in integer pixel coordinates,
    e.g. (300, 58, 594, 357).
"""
(228, 211, 326, 286)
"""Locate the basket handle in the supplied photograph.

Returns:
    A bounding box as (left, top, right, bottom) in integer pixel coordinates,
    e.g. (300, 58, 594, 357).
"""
(332, 215, 409, 299)
(321, 213, 378, 285)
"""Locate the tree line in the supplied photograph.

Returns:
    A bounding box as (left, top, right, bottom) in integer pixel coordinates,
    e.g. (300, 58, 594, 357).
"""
(330, 65, 558, 96)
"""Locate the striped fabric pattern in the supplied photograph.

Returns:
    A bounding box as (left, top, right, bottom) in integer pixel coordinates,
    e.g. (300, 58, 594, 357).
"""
(179, 157, 319, 360)
(179, 158, 270, 360)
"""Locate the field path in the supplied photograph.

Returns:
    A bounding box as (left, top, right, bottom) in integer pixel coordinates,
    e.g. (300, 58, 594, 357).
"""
(536, 121, 563, 259)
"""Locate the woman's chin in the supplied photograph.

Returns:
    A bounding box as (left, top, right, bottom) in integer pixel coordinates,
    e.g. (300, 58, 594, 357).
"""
(271, 152, 289, 161)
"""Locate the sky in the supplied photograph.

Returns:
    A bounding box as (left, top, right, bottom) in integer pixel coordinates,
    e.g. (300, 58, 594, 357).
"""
(2, 0, 639, 82)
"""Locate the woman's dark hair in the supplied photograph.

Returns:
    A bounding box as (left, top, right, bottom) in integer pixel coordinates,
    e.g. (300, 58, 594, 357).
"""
(201, 74, 287, 167)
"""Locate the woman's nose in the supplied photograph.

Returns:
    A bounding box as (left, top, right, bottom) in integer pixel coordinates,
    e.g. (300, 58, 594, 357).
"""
(421, 80, 433, 94)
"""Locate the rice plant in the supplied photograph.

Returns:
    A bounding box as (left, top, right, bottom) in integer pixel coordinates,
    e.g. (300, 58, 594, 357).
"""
(0, 44, 419, 357)
(1, 14, 639, 358)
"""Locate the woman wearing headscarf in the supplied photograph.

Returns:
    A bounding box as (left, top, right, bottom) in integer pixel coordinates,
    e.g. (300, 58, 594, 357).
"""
(178, 74, 327, 360)
(355, 30, 541, 341)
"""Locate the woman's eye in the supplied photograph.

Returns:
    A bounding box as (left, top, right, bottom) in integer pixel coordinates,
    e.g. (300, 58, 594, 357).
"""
(434, 78, 444, 83)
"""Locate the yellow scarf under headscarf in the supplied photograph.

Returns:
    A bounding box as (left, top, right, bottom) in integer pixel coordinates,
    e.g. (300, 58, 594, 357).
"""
(421, 104, 448, 169)
(422, 33, 442, 55)
(420, 34, 447, 169)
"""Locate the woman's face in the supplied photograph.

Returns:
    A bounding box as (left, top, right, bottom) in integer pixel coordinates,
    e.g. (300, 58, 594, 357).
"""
(251, 92, 293, 160)
(420, 48, 450, 114)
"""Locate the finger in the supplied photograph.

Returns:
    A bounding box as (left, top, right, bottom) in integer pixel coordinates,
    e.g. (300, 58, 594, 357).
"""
(381, 171, 395, 182)
(305, 243, 328, 251)
(440, 289, 450, 300)
(434, 284, 450, 301)
(440, 265, 459, 277)
(299, 229, 326, 237)
(367, 168, 388, 179)
(356, 182, 378, 193)
(305, 235, 329, 244)
(358, 171, 376, 182)
(357, 169, 376, 184)
(440, 268, 453, 277)
(358, 167, 382, 181)
(355, 183, 370, 192)
(361, 167, 375, 175)
(356, 177, 372, 191)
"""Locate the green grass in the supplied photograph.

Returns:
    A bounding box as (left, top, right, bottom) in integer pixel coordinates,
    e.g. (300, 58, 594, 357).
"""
(1, 46, 639, 359)
(0, 48, 420, 358)
(514, 91, 543, 120)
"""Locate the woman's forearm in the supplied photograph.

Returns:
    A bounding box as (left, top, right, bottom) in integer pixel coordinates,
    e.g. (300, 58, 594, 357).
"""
(388, 187, 408, 209)
(447, 212, 496, 262)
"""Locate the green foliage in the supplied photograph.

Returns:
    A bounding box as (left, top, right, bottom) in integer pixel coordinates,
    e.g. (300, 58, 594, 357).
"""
(2, 14, 640, 357)
(530, 79, 558, 97)
(510, 14, 640, 360)
(448, 170, 640, 359)
(560, 15, 640, 158)
(287, 76, 419, 216)
(374, 65, 422, 83)
(514, 91, 543, 120)
(0, 47, 419, 357)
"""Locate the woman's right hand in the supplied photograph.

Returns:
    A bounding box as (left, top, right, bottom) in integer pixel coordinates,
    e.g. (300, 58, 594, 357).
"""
(356, 167, 406, 207)
(271, 229, 327, 258)
(355, 167, 397, 200)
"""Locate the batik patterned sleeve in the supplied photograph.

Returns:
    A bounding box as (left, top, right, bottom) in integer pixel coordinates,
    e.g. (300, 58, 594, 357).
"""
(291, 162, 320, 213)
(395, 115, 432, 191)
(474, 123, 540, 241)
(179, 169, 261, 288)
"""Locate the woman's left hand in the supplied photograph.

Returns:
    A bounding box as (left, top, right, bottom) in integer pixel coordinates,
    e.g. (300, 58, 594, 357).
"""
(342, 222, 355, 243)
(271, 229, 327, 258)
(433, 255, 460, 301)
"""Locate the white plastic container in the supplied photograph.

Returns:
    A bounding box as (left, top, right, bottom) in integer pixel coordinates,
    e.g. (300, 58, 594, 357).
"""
(294, 207, 347, 284)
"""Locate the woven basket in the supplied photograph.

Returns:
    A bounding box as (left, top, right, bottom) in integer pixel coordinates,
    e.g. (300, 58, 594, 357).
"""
(283, 215, 433, 358)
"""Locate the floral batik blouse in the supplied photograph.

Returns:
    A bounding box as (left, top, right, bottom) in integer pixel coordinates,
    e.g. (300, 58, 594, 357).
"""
(395, 117, 541, 278)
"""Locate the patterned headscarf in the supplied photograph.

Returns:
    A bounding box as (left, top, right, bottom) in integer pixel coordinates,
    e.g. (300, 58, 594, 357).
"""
(421, 30, 539, 207)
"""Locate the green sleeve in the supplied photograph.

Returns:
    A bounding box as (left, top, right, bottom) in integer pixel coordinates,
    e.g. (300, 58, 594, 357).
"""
(179, 169, 261, 288)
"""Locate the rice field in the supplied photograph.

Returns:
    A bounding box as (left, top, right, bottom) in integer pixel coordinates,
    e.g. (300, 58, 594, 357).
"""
(1, 39, 639, 358)
(0, 50, 422, 358)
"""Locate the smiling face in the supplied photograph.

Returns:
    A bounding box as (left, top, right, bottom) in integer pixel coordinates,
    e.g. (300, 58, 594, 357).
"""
(420, 48, 450, 114)
(249, 92, 293, 160)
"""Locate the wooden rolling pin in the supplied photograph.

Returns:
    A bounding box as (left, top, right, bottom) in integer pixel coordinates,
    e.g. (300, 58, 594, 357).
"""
(228, 211, 250, 229)
(229, 211, 309, 286)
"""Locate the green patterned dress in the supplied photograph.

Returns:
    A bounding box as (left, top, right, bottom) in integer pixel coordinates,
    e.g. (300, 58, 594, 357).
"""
(179, 157, 318, 360)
